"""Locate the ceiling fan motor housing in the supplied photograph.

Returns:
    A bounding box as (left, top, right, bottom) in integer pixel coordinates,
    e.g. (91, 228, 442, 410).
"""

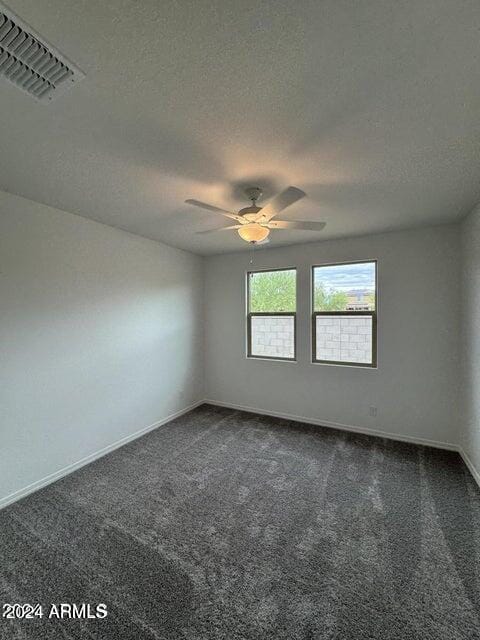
(239, 204, 262, 222)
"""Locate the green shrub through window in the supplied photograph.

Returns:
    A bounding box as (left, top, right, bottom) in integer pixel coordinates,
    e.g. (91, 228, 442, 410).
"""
(248, 269, 296, 313)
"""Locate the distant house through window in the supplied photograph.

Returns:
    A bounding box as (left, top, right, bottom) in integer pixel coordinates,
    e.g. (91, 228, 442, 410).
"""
(312, 261, 377, 367)
(247, 268, 296, 361)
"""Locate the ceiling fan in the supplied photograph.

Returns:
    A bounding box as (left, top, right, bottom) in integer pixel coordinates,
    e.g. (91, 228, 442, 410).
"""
(185, 186, 326, 244)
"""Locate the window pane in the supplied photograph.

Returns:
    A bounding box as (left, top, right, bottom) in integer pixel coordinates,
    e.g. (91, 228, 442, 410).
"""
(316, 315, 373, 364)
(249, 269, 296, 312)
(251, 315, 294, 359)
(313, 262, 376, 311)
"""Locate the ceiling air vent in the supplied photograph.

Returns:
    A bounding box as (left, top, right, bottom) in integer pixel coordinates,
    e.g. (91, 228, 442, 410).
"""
(0, 2, 84, 102)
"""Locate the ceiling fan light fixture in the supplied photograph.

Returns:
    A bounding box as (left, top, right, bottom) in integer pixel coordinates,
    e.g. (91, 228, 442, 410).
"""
(185, 185, 325, 244)
(237, 223, 270, 243)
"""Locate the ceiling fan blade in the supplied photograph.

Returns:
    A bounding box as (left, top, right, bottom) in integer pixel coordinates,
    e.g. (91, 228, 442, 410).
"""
(196, 225, 242, 234)
(185, 199, 245, 223)
(255, 186, 306, 222)
(266, 220, 326, 231)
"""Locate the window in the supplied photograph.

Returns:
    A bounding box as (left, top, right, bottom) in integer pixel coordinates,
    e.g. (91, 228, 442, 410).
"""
(247, 268, 296, 361)
(312, 261, 377, 367)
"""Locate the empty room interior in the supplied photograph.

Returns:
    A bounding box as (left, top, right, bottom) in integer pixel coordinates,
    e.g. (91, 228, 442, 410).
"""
(1, 1, 480, 638)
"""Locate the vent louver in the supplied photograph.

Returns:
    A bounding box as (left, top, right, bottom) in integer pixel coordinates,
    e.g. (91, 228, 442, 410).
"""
(0, 2, 84, 102)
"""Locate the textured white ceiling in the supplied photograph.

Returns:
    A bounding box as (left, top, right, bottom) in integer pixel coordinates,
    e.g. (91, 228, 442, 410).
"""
(1, 0, 480, 255)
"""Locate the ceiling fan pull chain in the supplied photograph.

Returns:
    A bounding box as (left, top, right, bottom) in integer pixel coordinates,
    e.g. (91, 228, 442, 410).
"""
(250, 242, 255, 265)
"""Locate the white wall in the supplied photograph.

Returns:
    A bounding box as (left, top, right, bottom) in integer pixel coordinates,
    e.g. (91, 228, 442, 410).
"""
(205, 225, 460, 447)
(0, 190, 204, 504)
(0, 191, 468, 506)
(460, 204, 480, 480)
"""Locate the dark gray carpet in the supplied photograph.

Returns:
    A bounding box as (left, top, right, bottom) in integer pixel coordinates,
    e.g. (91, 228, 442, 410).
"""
(1, 404, 479, 639)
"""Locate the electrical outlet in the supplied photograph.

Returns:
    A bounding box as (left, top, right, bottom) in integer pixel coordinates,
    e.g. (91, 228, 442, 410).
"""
(369, 405, 377, 417)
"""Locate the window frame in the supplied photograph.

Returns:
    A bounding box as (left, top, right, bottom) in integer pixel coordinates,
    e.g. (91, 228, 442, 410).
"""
(311, 260, 377, 368)
(246, 267, 297, 362)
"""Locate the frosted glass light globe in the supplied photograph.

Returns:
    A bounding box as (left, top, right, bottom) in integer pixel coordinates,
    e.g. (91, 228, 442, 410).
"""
(238, 223, 270, 243)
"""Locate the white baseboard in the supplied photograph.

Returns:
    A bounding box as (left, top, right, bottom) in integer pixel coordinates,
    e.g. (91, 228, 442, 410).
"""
(0, 400, 203, 511)
(2, 398, 478, 511)
(209, 398, 480, 490)
(459, 447, 480, 490)
(205, 398, 459, 452)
